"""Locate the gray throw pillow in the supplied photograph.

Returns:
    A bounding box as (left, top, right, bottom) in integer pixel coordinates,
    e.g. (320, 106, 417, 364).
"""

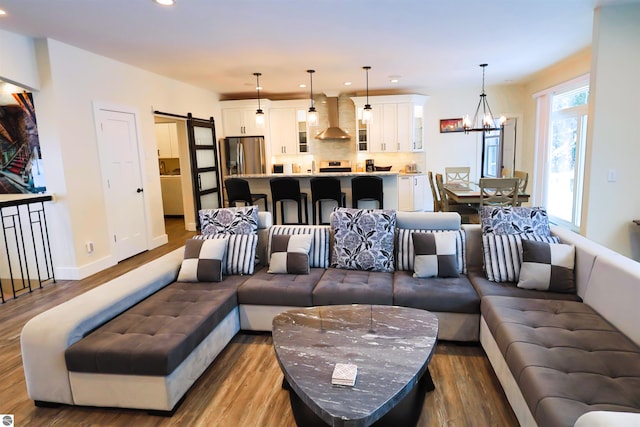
(412, 232, 459, 278)
(517, 240, 576, 293)
(177, 238, 227, 282)
(268, 234, 313, 274)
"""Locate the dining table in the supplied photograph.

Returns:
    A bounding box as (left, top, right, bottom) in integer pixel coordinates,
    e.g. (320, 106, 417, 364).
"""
(444, 181, 530, 205)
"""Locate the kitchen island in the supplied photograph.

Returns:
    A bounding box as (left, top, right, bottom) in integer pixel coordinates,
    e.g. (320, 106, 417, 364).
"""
(228, 171, 399, 220)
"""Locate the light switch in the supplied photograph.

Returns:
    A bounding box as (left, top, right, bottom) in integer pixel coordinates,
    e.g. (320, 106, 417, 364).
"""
(607, 169, 617, 182)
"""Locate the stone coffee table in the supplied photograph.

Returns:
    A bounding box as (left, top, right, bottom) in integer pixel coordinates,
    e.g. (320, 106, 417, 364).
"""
(272, 305, 439, 427)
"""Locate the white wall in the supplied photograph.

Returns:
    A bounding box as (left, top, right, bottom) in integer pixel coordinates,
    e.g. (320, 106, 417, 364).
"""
(424, 85, 525, 183)
(0, 28, 40, 90)
(32, 38, 220, 279)
(584, 4, 640, 258)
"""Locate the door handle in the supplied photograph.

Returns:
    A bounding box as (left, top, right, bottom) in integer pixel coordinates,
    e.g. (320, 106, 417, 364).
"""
(136, 188, 144, 193)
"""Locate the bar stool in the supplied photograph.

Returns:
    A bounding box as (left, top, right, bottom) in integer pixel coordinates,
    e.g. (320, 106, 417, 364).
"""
(225, 178, 268, 211)
(270, 177, 309, 224)
(310, 177, 346, 225)
(351, 176, 383, 209)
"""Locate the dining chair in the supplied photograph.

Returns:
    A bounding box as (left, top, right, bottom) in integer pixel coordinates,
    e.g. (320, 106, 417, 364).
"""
(500, 168, 513, 178)
(479, 178, 519, 207)
(428, 171, 442, 212)
(435, 173, 478, 223)
(445, 166, 470, 185)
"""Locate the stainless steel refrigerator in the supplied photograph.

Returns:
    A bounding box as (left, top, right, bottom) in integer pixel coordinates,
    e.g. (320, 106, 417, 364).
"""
(221, 136, 266, 177)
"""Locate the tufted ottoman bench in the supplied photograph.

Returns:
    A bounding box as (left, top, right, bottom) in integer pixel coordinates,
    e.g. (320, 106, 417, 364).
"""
(481, 295, 640, 427)
(64, 279, 244, 414)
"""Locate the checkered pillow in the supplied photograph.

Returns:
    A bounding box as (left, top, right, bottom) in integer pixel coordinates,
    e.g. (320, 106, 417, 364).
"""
(192, 234, 258, 275)
(268, 225, 330, 268)
(268, 234, 313, 274)
(396, 228, 466, 274)
(177, 238, 227, 282)
(412, 232, 459, 278)
(517, 240, 575, 293)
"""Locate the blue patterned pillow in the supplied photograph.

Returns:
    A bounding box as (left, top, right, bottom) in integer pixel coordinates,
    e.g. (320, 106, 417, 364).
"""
(330, 208, 396, 272)
(480, 206, 550, 236)
(199, 206, 258, 235)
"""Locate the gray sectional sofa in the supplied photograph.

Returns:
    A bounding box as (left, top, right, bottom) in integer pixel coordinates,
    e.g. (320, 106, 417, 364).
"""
(20, 209, 640, 426)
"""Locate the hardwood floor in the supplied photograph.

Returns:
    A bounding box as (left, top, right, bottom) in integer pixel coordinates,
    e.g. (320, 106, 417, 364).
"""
(0, 217, 518, 426)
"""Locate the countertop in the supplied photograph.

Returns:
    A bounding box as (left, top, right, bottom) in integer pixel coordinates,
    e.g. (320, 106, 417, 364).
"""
(234, 171, 400, 179)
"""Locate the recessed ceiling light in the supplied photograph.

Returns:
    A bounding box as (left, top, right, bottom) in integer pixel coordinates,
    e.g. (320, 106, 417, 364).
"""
(0, 9, 7, 16)
(154, 0, 175, 6)
(299, 83, 307, 88)
(389, 75, 401, 84)
(344, 82, 352, 86)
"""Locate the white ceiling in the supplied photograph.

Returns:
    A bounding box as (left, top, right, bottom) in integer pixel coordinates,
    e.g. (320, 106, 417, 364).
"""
(1, 0, 638, 99)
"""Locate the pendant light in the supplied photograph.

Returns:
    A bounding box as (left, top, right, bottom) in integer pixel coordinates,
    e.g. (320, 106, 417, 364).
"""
(362, 66, 372, 124)
(462, 64, 506, 133)
(306, 70, 318, 126)
(253, 72, 265, 129)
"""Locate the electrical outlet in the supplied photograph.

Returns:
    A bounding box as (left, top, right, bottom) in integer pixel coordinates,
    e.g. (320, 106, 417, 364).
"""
(607, 169, 617, 182)
(86, 241, 94, 254)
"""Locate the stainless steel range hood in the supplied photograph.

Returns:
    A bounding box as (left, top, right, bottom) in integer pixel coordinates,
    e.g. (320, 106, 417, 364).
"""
(315, 97, 351, 140)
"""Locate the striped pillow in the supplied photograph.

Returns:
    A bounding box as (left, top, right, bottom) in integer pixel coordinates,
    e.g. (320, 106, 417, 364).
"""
(192, 234, 258, 275)
(268, 225, 330, 268)
(396, 228, 466, 274)
(482, 233, 559, 282)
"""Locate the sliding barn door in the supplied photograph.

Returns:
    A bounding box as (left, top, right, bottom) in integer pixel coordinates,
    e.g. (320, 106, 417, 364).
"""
(187, 114, 221, 228)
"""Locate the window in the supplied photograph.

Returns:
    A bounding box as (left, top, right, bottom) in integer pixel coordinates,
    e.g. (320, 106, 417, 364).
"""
(534, 76, 589, 231)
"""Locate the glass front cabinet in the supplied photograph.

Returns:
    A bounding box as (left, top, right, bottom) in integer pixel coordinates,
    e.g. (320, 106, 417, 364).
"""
(351, 94, 427, 153)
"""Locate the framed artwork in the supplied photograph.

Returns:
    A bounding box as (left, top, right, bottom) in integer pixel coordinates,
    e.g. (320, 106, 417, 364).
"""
(440, 118, 464, 133)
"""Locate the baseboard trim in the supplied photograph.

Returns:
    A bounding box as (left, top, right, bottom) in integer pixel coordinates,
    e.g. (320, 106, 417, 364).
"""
(55, 255, 115, 280)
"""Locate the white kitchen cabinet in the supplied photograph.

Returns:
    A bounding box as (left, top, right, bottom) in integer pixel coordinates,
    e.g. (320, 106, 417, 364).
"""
(269, 107, 299, 155)
(352, 95, 427, 153)
(221, 99, 271, 136)
(155, 122, 179, 158)
(398, 174, 428, 211)
(268, 100, 309, 156)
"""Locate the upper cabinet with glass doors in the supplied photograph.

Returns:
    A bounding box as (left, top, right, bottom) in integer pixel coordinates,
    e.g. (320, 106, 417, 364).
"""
(351, 94, 427, 153)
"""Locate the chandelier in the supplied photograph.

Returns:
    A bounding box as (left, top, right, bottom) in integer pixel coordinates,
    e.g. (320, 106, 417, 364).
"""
(463, 64, 505, 133)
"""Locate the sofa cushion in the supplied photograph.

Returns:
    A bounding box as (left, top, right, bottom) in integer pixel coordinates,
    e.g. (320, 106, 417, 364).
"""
(396, 228, 466, 274)
(268, 234, 313, 274)
(480, 206, 551, 236)
(467, 266, 581, 301)
(482, 233, 559, 282)
(330, 208, 396, 272)
(517, 240, 575, 293)
(200, 206, 258, 235)
(312, 268, 394, 305)
(482, 296, 640, 427)
(65, 281, 239, 376)
(268, 225, 331, 268)
(238, 266, 325, 307)
(177, 238, 227, 282)
(392, 271, 479, 314)
(412, 232, 459, 278)
(193, 234, 258, 275)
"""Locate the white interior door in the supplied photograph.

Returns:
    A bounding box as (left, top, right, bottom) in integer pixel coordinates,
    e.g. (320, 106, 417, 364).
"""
(96, 108, 147, 261)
